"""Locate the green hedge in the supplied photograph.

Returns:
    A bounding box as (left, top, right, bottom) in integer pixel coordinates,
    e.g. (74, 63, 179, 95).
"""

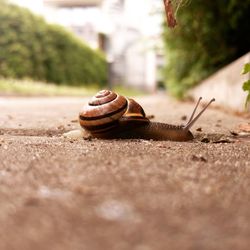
(0, 0, 107, 86)
(163, 0, 250, 98)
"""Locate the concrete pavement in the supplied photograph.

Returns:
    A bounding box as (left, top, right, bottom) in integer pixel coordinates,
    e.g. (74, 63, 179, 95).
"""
(0, 95, 249, 250)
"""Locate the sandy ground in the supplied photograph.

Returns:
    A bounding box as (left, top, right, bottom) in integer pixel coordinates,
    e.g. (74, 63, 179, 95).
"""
(0, 95, 249, 250)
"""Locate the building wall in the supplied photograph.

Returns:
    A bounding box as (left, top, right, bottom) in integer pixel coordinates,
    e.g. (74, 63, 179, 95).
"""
(102, 0, 163, 91)
(189, 52, 250, 112)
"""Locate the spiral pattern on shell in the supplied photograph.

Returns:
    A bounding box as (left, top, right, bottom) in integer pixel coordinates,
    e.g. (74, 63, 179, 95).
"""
(79, 90, 128, 134)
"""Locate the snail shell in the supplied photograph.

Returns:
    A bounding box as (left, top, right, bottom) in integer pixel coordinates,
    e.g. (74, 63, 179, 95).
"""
(79, 90, 147, 136)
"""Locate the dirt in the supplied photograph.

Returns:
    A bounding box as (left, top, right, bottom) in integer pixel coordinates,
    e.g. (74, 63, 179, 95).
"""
(0, 95, 249, 250)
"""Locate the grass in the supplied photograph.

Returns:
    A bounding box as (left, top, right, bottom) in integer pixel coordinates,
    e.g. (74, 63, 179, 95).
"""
(0, 78, 145, 97)
(0, 78, 99, 97)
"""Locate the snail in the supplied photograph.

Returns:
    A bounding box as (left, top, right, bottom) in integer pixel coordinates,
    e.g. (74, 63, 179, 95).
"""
(77, 90, 215, 141)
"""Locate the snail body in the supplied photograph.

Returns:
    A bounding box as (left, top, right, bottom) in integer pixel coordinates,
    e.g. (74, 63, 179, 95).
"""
(79, 90, 215, 141)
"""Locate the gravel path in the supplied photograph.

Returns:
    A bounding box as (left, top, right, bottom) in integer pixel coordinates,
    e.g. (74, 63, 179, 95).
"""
(0, 95, 249, 250)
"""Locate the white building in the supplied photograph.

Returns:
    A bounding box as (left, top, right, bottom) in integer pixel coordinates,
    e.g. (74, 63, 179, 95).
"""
(10, 0, 165, 92)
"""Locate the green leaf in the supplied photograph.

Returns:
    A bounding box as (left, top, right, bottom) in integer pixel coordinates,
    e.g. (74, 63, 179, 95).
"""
(243, 80, 250, 109)
(241, 63, 250, 74)
(243, 80, 250, 91)
(245, 94, 250, 109)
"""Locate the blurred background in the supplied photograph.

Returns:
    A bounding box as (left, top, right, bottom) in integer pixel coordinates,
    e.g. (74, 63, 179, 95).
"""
(0, 0, 249, 111)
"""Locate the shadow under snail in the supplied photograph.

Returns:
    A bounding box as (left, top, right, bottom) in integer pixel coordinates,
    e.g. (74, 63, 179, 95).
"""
(77, 90, 215, 141)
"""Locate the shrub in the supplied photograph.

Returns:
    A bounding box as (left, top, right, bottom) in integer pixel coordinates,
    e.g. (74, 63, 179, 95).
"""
(0, 0, 107, 86)
(163, 0, 250, 98)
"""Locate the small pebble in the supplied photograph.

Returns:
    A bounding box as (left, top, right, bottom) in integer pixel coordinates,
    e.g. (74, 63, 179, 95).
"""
(181, 115, 187, 121)
(230, 131, 238, 136)
(191, 155, 207, 162)
(84, 136, 92, 141)
(201, 138, 210, 143)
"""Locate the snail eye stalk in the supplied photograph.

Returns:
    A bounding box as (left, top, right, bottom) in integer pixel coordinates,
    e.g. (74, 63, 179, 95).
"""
(184, 98, 215, 130)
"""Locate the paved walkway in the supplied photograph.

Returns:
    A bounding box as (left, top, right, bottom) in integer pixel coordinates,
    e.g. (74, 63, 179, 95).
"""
(0, 95, 249, 250)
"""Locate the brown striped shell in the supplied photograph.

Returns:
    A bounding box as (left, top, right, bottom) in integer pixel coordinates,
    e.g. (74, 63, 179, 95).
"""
(79, 90, 128, 134)
(123, 98, 146, 120)
(79, 90, 149, 136)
